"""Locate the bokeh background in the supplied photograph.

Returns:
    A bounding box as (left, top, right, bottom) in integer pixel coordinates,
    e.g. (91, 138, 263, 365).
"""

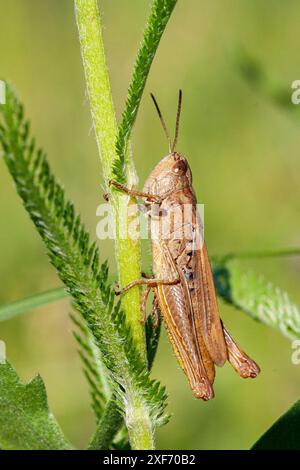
(1, 0, 300, 450)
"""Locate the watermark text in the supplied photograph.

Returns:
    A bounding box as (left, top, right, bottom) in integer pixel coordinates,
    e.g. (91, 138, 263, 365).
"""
(0, 340, 6, 364)
(0, 80, 6, 105)
(96, 199, 205, 248)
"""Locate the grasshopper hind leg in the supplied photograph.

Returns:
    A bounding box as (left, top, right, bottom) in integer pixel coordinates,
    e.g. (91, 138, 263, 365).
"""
(221, 321, 260, 379)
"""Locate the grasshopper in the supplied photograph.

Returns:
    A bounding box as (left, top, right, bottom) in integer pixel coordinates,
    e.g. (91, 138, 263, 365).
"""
(110, 91, 260, 400)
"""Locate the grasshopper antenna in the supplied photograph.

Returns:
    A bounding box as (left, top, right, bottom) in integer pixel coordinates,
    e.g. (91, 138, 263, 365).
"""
(150, 93, 172, 153)
(171, 89, 182, 153)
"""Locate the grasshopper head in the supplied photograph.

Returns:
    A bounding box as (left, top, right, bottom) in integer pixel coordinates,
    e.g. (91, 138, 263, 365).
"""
(143, 151, 193, 197)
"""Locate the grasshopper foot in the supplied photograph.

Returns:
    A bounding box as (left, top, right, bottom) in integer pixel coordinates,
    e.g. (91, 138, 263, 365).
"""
(114, 284, 122, 296)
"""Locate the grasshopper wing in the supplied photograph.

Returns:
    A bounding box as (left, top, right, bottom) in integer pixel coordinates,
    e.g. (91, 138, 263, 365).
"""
(174, 190, 228, 367)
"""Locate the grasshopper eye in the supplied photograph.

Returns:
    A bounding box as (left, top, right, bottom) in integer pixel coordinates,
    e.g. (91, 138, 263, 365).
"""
(173, 160, 187, 175)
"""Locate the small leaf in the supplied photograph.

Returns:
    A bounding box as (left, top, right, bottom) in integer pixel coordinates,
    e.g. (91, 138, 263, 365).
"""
(0, 361, 72, 450)
(252, 400, 300, 450)
(145, 308, 162, 370)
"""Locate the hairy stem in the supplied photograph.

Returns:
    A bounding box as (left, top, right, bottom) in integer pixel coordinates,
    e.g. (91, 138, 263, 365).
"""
(125, 397, 155, 450)
(74, 0, 153, 449)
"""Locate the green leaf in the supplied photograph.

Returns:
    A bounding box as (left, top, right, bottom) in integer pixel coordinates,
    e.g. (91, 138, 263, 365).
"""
(0, 287, 67, 322)
(0, 361, 72, 450)
(252, 400, 300, 450)
(88, 396, 123, 450)
(114, 0, 178, 182)
(145, 309, 162, 370)
(214, 259, 300, 341)
(0, 84, 168, 447)
(70, 311, 111, 421)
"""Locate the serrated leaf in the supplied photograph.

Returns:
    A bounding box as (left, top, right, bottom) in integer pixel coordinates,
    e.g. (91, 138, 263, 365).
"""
(114, 0, 178, 182)
(0, 84, 168, 446)
(70, 311, 111, 420)
(252, 400, 300, 450)
(0, 361, 72, 450)
(214, 260, 300, 341)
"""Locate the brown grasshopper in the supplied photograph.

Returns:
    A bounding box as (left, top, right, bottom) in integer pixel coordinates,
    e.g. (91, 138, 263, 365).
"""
(110, 91, 260, 400)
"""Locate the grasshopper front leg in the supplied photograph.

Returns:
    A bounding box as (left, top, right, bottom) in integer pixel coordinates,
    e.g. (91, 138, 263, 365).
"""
(109, 180, 162, 203)
(115, 276, 180, 295)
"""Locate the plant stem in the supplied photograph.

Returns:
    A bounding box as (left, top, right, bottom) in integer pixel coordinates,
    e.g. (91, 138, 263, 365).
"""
(88, 394, 155, 450)
(125, 396, 155, 450)
(74, 0, 155, 449)
(74, 0, 145, 362)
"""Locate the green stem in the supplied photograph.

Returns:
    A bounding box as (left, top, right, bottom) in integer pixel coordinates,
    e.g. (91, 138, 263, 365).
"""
(0, 287, 67, 322)
(88, 393, 154, 450)
(74, 0, 145, 361)
(126, 399, 155, 450)
(74, 0, 152, 449)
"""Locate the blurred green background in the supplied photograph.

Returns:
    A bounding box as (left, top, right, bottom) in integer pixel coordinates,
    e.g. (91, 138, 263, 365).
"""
(1, 0, 300, 450)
